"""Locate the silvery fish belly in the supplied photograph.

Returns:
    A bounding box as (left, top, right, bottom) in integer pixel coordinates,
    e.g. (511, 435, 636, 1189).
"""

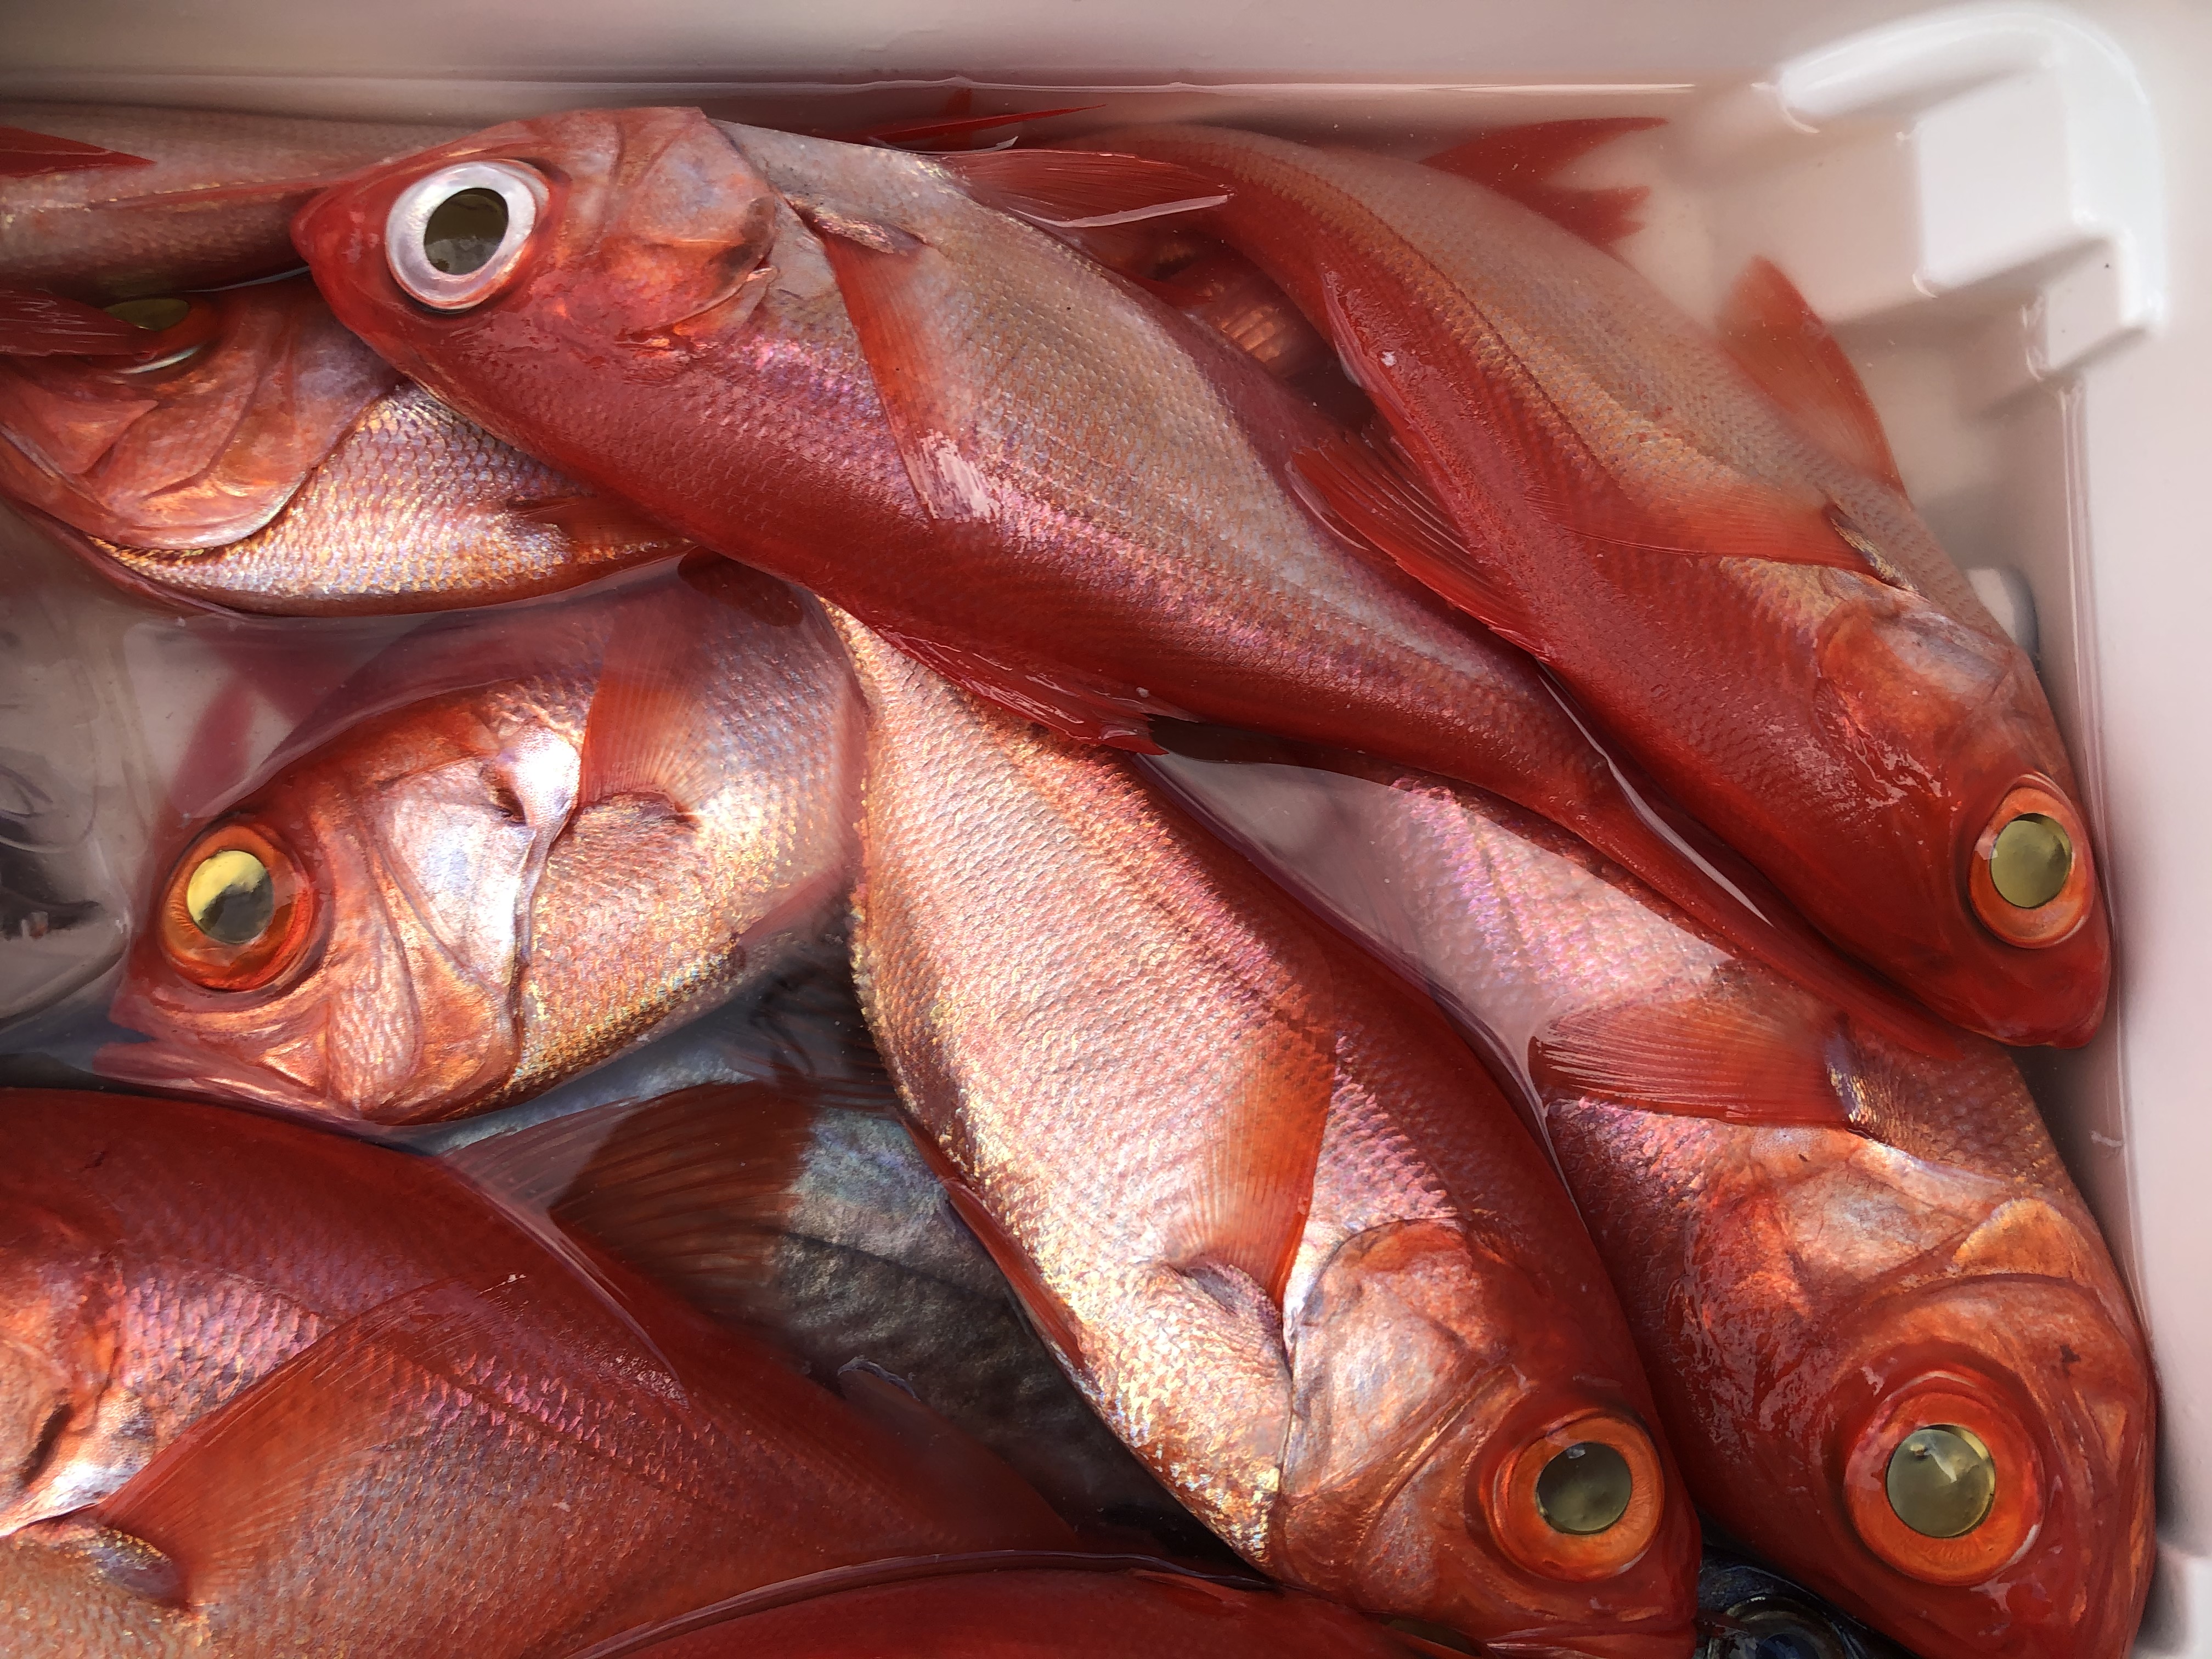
(98, 559, 861, 1125)
(836, 614, 1699, 1658)
(1144, 741, 2153, 1659)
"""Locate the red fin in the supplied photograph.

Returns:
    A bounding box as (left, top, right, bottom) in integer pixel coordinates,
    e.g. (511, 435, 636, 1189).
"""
(934, 149, 1229, 229)
(447, 1082, 820, 1330)
(1532, 981, 1853, 1126)
(835, 106, 1099, 149)
(0, 287, 147, 355)
(1290, 428, 1526, 632)
(0, 124, 154, 179)
(506, 490, 689, 552)
(1719, 257, 1905, 492)
(835, 1362, 1075, 1545)
(936, 1176, 1091, 1371)
(1318, 268, 1873, 586)
(873, 627, 1165, 753)
(1424, 117, 1663, 252)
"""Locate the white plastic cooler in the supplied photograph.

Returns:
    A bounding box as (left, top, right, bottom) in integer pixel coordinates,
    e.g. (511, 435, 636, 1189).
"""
(1, 0, 2204, 1651)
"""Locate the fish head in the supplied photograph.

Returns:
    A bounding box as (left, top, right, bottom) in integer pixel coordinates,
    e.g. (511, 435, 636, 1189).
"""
(1813, 594, 2108, 1045)
(1793, 1205, 2153, 1659)
(290, 108, 780, 430)
(101, 684, 585, 1123)
(1277, 1218, 1697, 1657)
(0, 1199, 121, 1535)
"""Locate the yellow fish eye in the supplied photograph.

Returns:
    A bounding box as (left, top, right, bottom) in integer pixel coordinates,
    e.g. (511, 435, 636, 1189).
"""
(184, 848, 275, 946)
(1968, 778, 2094, 948)
(1886, 1424, 1996, 1539)
(1534, 1440, 1634, 1535)
(159, 822, 313, 992)
(103, 296, 192, 332)
(1988, 814, 2072, 910)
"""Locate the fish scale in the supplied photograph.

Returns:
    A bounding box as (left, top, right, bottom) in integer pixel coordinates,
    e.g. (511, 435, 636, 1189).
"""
(838, 614, 1696, 1655)
(1146, 741, 2153, 1659)
(291, 106, 1953, 1052)
(1103, 123, 2104, 1046)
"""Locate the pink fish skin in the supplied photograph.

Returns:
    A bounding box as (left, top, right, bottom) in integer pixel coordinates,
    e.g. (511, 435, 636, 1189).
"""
(837, 616, 1699, 1658)
(1098, 123, 2105, 1049)
(285, 105, 1954, 1058)
(1143, 736, 2153, 1659)
(0, 1088, 1071, 1659)
(100, 560, 861, 1124)
(0, 103, 468, 302)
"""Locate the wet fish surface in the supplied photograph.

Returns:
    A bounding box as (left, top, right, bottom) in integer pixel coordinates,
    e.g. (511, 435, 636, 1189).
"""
(0, 1087, 1071, 1658)
(839, 616, 1699, 1656)
(1146, 734, 2153, 1659)
(0, 103, 468, 300)
(100, 558, 861, 1123)
(288, 105, 1949, 1049)
(1101, 122, 2106, 1047)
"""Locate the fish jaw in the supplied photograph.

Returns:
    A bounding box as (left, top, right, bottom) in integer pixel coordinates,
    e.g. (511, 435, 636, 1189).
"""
(289, 108, 780, 465)
(1274, 1217, 1697, 1655)
(103, 700, 579, 1125)
(1550, 1105, 2152, 1659)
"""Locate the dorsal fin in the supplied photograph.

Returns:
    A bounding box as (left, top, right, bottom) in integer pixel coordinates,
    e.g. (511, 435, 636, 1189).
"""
(0, 124, 153, 179)
(1718, 257, 1906, 492)
(1423, 116, 1664, 252)
(933, 149, 1228, 230)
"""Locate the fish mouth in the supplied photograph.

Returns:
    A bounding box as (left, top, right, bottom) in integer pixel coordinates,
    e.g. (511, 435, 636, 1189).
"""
(94, 1036, 342, 1119)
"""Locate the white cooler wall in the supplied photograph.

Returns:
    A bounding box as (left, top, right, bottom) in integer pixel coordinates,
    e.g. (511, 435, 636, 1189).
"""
(1, 0, 2204, 1651)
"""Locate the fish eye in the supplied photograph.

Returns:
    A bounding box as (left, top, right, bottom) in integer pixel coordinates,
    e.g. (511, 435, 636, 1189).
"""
(385, 160, 547, 312)
(1534, 1440, 1634, 1534)
(1842, 1381, 2041, 1584)
(1479, 1409, 1664, 1581)
(1699, 1594, 1853, 1659)
(1886, 1425, 1996, 1538)
(156, 822, 314, 992)
(101, 295, 218, 373)
(1967, 778, 2092, 947)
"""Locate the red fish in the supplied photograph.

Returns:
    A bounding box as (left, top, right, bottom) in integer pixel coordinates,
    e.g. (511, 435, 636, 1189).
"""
(1097, 122, 2105, 1047)
(837, 615, 1699, 1656)
(1144, 735, 2153, 1659)
(589, 1560, 1423, 1658)
(0, 274, 686, 611)
(101, 560, 861, 1124)
(0, 1088, 1069, 1657)
(287, 105, 1948, 1054)
(0, 276, 396, 549)
(0, 103, 467, 310)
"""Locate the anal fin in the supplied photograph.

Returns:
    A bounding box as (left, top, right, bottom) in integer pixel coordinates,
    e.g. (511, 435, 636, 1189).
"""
(870, 625, 1166, 752)
(1719, 256, 1906, 493)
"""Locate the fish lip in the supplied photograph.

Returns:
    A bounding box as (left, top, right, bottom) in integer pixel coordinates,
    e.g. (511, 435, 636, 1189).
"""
(93, 1037, 340, 1119)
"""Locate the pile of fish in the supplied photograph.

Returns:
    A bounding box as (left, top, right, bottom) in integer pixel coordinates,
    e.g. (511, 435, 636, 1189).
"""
(0, 95, 2152, 1659)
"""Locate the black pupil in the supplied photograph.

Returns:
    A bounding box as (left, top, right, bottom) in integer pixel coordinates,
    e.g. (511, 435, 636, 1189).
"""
(422, 188, 510, 276)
